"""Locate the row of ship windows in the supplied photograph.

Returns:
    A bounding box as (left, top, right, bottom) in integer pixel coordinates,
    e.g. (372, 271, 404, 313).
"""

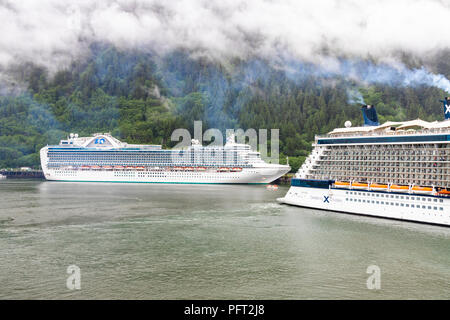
(312, 178, 449, 188)
(49, 155, 241, 158)
(316, 173, 449, 178)
(320, 161, 449, 166)
(53, 170, 257, 175)
(49, 150, 247, 154)
(50, 162, 245, 166)
(345, 191, 444, 203)
(327, 154, 450, 157)
(315, 168, 449, 173)
(324, 153, 449, 157)
(49, 158, 241, 162)
(317, 170, 445, 174)
(49, 158, 244, 162)
(48, 152, 243, 158)
(54, 172, 246, 179)
(111, 171, 255, 175)
(325, 152, 450, 156)
(324, 145, 450, 151)
(344, 198, 444, 210)
(318, 165, 447, 168)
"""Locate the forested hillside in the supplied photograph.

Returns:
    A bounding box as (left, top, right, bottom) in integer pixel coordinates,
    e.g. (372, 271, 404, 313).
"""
(0, 46, 449, 172)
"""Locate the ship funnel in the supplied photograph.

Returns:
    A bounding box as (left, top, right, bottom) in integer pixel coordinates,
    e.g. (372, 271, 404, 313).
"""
(361, 105, 380, 126)
(441, 97, 450, 120)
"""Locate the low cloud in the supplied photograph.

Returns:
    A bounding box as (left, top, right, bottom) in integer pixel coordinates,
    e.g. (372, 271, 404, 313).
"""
(0, 0, 449, 89)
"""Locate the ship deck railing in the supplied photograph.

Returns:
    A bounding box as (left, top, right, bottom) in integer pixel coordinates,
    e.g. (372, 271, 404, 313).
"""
(316, 127, 450, 139)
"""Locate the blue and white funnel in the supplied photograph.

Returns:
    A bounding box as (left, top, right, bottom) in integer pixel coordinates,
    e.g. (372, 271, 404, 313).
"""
(441, 97, 450, 120)
(361, 105, 380, 126)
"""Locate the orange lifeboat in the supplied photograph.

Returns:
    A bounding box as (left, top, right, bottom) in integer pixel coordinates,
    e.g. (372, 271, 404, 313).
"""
(231, 167, 243, 172)
(114, 166, 124, 170)
(352, 182, 369, 190)
(196, 167, 207, 171)
(411, 186, 434, 195)
(334, 181, 350, 188)
(135, 166, 145, 170)
(217, 167, 230, 172)
(438, 189, 450, 195)
(390, 184, 409, 193)
(370, 183, 388, 191)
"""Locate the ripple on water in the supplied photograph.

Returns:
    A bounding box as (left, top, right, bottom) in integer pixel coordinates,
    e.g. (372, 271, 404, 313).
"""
(0, 181, 449, 299)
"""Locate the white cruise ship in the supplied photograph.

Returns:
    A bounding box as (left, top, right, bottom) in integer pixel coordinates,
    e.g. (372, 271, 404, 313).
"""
(278, 97, 450, 227)
(40, 133, 290, 184)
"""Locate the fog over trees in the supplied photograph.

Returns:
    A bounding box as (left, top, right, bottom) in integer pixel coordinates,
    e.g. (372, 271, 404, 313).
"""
(1, 46, 449, 172)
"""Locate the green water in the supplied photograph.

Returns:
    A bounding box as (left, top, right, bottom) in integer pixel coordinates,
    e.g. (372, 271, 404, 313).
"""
(0, 180, 449, 299)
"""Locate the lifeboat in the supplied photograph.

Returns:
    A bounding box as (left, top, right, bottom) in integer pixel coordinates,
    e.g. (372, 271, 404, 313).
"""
(370, 183, 388, 191)
(411, 186, 434, 195)
(81, 165, 90, 169)
(334, 181, 350, 188)
(135, 166, 145, 170)
(196, 167, 207, 171)
(266, 184, 279, 190)
(114, 166, 124, 170)
(217, 167, 230, 172)
(126, 166, 135, 169)
(91, 165, 101, 170)
(438, 189, 450, 195)
(103, 165, 113, 170)
(390, 184, 409, 193)
(185, 167, 194, 171)
(352, 182, 369, 190)
(231, 167, 243, 172)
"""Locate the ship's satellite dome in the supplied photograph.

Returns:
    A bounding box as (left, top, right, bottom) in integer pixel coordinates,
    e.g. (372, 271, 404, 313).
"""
(345, 121, 352, 128)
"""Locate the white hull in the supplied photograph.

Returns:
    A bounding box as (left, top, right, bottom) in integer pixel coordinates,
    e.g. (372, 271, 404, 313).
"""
(41, 167, 287, 184)
(278, 186, 450, 226)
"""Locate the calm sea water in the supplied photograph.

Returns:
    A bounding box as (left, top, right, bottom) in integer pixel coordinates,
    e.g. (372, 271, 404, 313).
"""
(0, 179, 449, 299)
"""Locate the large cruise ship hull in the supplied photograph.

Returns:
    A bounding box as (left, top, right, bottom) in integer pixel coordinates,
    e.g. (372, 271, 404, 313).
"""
(42, 167, 288, 184)
(278, 186, 450, 226)
(40, 139, 290, 184)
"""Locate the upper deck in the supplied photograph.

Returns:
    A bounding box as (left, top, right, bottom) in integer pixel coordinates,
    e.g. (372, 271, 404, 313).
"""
(43, 132, 269, 168)
(316, 119, 450, 145)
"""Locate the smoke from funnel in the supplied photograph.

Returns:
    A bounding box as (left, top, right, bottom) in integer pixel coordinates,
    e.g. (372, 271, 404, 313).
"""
(346, 88, 365, 105)
(285, 58, 450, 94)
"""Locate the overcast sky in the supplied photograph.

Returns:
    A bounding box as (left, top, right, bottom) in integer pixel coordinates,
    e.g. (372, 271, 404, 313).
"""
(1, 0, 449, 70)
